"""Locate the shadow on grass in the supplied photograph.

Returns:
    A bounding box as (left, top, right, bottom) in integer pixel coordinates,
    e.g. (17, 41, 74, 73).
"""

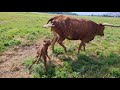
(24, 52, 120, 78)
(57, 52, 120, 78)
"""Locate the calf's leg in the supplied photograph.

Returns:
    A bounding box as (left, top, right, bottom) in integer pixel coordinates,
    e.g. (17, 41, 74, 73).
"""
(43, 56, 47, 72)
(29, 58, 38, 70)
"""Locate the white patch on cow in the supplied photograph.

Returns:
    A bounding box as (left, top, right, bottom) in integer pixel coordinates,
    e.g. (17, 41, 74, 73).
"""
(43, 24, 55, 28)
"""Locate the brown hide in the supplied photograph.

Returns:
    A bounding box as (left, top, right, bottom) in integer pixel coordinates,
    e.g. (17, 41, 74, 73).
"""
(50, 15, 103, 43)
(47, 15, 105, 53)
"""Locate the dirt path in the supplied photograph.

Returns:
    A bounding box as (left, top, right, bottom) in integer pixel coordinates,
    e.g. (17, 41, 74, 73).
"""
(0, 39, 64, 78)
(0, 40, 45, 78)
(0, 37, 80, 78)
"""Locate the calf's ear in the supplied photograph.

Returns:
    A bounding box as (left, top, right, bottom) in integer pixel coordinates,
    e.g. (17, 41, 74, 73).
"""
(43, 40, 47, 43)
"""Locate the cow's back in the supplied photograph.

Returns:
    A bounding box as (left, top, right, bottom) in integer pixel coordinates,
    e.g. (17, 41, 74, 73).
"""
(52, 15, 98, 41)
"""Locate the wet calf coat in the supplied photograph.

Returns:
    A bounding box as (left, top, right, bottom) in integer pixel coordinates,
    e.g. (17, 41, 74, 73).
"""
(29, 39, 51, 71)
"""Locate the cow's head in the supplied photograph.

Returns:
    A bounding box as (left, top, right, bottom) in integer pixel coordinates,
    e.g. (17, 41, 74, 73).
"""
(97, 24, 105, 36)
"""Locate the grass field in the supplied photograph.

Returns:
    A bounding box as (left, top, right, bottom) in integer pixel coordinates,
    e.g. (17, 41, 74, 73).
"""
(0, 12, 120, 78)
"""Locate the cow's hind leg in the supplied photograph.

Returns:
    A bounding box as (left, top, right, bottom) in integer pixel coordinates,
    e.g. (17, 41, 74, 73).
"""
(82, 42, 86, 51)
(78, 41, 85, 53)
(51, 36, 58, 53)
(57, 37, 66, 53)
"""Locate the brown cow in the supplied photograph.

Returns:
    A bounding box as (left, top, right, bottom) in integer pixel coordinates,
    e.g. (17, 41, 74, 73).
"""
(43, 15, 120, 53)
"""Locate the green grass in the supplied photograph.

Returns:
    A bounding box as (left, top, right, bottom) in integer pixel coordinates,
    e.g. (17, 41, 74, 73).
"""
(23, 52, 120, 78)
(0, 12, 54, 53)
(0, 12, 120, 78)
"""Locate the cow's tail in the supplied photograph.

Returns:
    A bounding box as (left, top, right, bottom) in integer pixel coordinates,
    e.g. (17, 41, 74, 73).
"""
(43, 18, 55, 28)
(47, 17, 55, 24)
(43, 17, 55, 28)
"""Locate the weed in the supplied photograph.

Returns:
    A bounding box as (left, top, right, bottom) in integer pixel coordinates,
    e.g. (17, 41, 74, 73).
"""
(54, 47, 64, 55)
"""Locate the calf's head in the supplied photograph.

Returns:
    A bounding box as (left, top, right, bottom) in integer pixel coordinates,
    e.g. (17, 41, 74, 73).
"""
(43, 39, 51, 46)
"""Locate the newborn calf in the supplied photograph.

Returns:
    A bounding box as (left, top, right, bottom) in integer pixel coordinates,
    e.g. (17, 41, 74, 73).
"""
(29, 39, 51, 72)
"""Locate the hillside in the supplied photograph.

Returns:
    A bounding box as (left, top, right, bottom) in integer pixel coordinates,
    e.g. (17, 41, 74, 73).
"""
(42, 12, 79, 16)
(103, 12, 120, 17)
(0, 12, 120, 78)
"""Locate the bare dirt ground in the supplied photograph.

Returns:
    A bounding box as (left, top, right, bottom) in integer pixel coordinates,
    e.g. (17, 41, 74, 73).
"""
(0, 39, 44, 78)
(0, 39, 63, 78)
(0, 46, 36, 78)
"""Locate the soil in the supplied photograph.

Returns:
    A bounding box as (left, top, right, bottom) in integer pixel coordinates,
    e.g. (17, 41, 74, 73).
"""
(0, 45, 36, 78)
(0, 40, 63, 78)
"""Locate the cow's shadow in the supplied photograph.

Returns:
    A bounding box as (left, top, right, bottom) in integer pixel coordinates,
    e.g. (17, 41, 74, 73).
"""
(57, 52, 120, 78)
(31, 52, 120, 78)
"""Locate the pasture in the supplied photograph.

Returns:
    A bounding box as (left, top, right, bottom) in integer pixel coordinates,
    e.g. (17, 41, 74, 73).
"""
(0, 12, 120, 78)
